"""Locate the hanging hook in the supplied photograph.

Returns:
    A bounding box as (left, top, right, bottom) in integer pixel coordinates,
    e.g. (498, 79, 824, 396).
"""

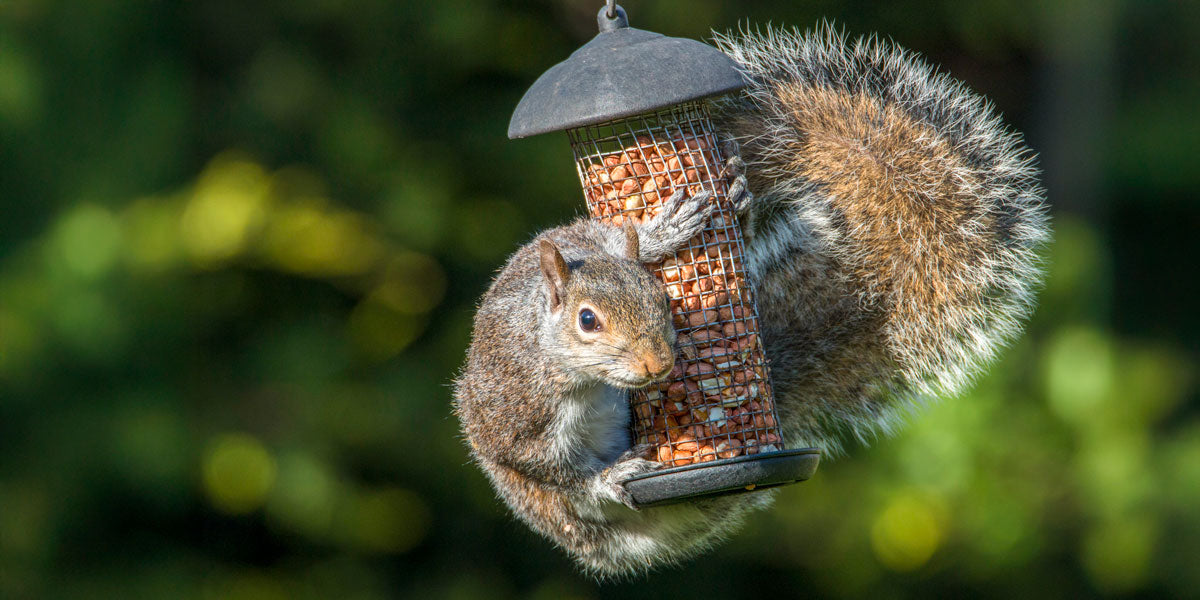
(598, 2, 627, 32)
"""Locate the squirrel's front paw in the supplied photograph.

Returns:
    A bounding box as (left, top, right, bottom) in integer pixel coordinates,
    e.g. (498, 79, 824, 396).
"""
(597, 454, 663, 511)
(637, 189, 715, 261)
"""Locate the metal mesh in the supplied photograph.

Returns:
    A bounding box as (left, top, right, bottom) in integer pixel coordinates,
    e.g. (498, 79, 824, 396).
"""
(568, 101, 784, 467)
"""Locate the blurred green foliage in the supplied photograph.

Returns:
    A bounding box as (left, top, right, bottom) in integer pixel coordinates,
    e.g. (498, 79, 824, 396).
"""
(1, 0, 1197, 598)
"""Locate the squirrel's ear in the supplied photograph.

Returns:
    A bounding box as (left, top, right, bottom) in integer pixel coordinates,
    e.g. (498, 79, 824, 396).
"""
(622, 219, 640, 261)
(539, 239, 570, 311)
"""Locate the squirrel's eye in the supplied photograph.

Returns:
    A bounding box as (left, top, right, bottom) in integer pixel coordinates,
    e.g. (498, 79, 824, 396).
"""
(579, 308, 600, 332)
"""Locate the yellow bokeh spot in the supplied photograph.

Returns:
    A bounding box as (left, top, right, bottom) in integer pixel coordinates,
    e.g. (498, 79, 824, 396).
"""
(870, 493, 945, 572)
(202, 433, 277, 515)
(341, 487, 430, 554)
(181, 154, 271, 265)
(347, 300, 426, 361)
(259, 201, 383, 277)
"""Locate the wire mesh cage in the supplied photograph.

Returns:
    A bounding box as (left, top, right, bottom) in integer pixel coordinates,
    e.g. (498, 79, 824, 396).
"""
(508, 3, 820, 506)
(568, 102, 786, 468)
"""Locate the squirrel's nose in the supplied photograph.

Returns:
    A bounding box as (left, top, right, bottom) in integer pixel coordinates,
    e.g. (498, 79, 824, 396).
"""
(642, 353, 673, 380)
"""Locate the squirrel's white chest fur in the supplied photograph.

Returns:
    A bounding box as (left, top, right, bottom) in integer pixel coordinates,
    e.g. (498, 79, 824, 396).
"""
(552, 383, 630, 468)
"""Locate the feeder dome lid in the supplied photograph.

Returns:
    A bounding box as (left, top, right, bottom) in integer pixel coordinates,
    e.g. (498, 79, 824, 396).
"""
(507, 4, 748, 139)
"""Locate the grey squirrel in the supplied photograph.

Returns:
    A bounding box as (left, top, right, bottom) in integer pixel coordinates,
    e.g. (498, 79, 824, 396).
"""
(453, 26, 1049, 575)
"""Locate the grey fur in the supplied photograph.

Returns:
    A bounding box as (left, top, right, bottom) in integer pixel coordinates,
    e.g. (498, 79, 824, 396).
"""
(454, 191, 734, 575)
(712, 24, 1049, 454)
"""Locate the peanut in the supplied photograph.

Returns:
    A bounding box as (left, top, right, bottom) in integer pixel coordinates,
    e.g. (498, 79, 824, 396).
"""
(666, 381, 686, 400)
(661, 258, 681, 282)
(685, 308, 718, 329)
(623, 194, 644, 212)
(715, 437, 743, 459)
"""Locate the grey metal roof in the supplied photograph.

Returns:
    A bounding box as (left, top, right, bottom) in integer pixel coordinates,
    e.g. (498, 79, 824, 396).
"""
(507, 5, 748, 139)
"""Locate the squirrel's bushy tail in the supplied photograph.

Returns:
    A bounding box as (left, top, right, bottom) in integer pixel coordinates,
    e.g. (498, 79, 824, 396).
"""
(713, 25, 1050, 453)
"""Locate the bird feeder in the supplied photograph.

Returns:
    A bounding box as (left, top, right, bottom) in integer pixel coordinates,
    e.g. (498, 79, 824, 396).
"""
(509, 3, 819, 507)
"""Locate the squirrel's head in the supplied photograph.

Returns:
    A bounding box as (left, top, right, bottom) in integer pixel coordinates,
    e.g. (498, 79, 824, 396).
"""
(538, 223, 675, 388)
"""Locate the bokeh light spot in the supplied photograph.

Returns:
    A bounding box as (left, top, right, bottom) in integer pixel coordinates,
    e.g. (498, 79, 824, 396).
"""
(181, 155, 270, 265)
(1044, 327, 1115, 425)
(870, 494, 945, 572)
(202, 433, 277, 515)
(266, 452, 337, 540)
(53, 204, 122, 280)
(368, 252, 447, 315)
(259, 202, 383, 277)
(347, 300, 426, 361)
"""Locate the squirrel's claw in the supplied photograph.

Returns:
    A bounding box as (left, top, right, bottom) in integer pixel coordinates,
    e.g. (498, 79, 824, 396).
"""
(612, 481, 639, 511)
(727, 173, 754, 216)
(720, 151, 754, 217)
(721, 153, 745, 180)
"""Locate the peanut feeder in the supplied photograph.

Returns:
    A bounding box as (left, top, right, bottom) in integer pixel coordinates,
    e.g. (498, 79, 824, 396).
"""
(508, 3, 819, 507)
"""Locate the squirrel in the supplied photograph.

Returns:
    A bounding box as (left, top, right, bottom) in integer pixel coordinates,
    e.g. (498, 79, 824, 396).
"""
(453, 25, 1049, 576)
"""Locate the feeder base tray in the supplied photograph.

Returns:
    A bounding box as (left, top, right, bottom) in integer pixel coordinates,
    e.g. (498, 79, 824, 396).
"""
(623, 448, 821, 508)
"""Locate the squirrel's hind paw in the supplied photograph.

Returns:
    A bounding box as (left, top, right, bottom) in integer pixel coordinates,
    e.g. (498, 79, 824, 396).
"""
(727, 174, 753, 216)
(719, 150, 753, 217)
(596, 454, 663, 511)
(721, 153, 745, 180)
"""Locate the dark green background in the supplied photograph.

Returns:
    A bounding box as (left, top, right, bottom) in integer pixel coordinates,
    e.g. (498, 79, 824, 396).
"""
(1, 0, 1197, 598)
